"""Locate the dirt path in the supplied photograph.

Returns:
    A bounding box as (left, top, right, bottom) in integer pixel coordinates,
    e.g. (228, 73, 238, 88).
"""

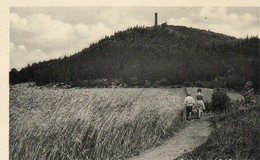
(129, 116, 212, 160)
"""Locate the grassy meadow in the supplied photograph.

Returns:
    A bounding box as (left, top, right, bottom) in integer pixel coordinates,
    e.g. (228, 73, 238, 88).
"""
(9, 84, 246, 159)
(9, 84, 186, 160)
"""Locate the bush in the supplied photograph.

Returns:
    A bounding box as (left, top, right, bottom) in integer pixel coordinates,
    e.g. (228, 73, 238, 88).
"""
(81, 80, 89, 88)
(242, 81, 256, 106)
(195, 80, 204, 87)
(204, 100, 212, 112)
(129, 76, 138, 86)
(211, 88, 231, 113)
(95, 78, 109, 87)
(154, 78, 170, 86)
(230, 99, 245, 111)
(144, 80, 151, 88)
(183, 81, 193, 87)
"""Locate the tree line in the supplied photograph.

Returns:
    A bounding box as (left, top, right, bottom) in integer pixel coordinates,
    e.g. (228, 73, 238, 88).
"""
(10, 24, 259, 93)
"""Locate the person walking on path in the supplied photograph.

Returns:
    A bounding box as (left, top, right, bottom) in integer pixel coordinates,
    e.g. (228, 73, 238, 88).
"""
(184, 93, 195, 121)
(195, 88, 206, 119)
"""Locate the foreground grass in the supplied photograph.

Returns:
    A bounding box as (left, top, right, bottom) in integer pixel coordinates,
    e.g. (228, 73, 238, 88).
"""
(177, 107, 260, 160)
(10, 84, 185, 160)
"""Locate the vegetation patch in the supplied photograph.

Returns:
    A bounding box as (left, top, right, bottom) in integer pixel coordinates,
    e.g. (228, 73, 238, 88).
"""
(177, 107, 260, 160)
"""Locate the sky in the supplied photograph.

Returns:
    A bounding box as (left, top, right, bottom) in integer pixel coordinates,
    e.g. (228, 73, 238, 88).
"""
(10, 7, 260, 70)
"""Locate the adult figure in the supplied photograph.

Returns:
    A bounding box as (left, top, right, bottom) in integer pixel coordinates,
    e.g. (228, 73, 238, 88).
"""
(184, 93, 195, 121)
(196, 88, 206, 119)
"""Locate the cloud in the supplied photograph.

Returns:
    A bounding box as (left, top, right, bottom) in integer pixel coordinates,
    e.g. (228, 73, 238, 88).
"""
(167, 7, 259, 38)
(10, 42, 48, 70)
(9, 9, 153, 70)
(10, 13, 114, 70)
(10, 13, 114, 49)
(97, 8, 152, 31)
(10, 8, 260, 70)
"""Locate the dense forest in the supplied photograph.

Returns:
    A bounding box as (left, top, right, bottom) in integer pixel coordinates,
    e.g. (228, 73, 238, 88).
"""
(9, 24, 259, 92)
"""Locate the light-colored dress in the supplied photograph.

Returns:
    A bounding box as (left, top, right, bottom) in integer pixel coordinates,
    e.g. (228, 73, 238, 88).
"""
(195, 92, 205, 118)
(196, 93, 205, 110)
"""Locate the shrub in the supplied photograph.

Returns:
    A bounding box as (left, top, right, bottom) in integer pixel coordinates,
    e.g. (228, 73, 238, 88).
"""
(154, 78, 170, 86)
(242, 81, 256, 106)
(111, 78, 120, 86)
(211, 88, 231, 113)
(129, 76, 138, 86)
(95, 78, 109, 87)
(144, 80, 151, 88)
(195, 80, 204, 87)
(204, 100, 212, 112)
(81, 80, 89, 88)
(9, 68, 20, 85)
(183, 81, 193, 87)
(230, 99, 245, 112)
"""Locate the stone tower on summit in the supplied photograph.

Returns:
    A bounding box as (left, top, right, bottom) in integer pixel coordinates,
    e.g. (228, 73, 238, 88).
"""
(155, 13, 158, 26)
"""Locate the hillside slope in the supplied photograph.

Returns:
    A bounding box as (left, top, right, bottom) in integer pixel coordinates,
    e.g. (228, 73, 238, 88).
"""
(10, 24, 259, 91)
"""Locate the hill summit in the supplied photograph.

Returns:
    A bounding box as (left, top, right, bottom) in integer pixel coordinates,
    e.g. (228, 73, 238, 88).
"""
(10, 24, 259, 92)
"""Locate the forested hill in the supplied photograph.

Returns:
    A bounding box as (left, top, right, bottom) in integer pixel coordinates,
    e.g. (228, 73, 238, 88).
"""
(10, 24, 259, 92)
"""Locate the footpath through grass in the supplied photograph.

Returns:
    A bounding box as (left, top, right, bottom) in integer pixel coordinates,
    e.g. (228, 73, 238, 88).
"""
(177, 107, 260, 160)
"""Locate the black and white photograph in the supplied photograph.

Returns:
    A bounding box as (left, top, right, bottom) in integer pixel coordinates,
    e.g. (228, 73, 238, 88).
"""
(7, 4, 260, 160)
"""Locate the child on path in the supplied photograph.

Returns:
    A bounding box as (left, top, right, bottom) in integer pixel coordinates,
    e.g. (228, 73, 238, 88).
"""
(195, 88, 206, 119)
(184, 93, 195, 121)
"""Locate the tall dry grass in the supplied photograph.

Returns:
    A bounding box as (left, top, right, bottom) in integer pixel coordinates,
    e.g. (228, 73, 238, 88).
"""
(178, 107, 260, 159)
(10, 84, 185, 159)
